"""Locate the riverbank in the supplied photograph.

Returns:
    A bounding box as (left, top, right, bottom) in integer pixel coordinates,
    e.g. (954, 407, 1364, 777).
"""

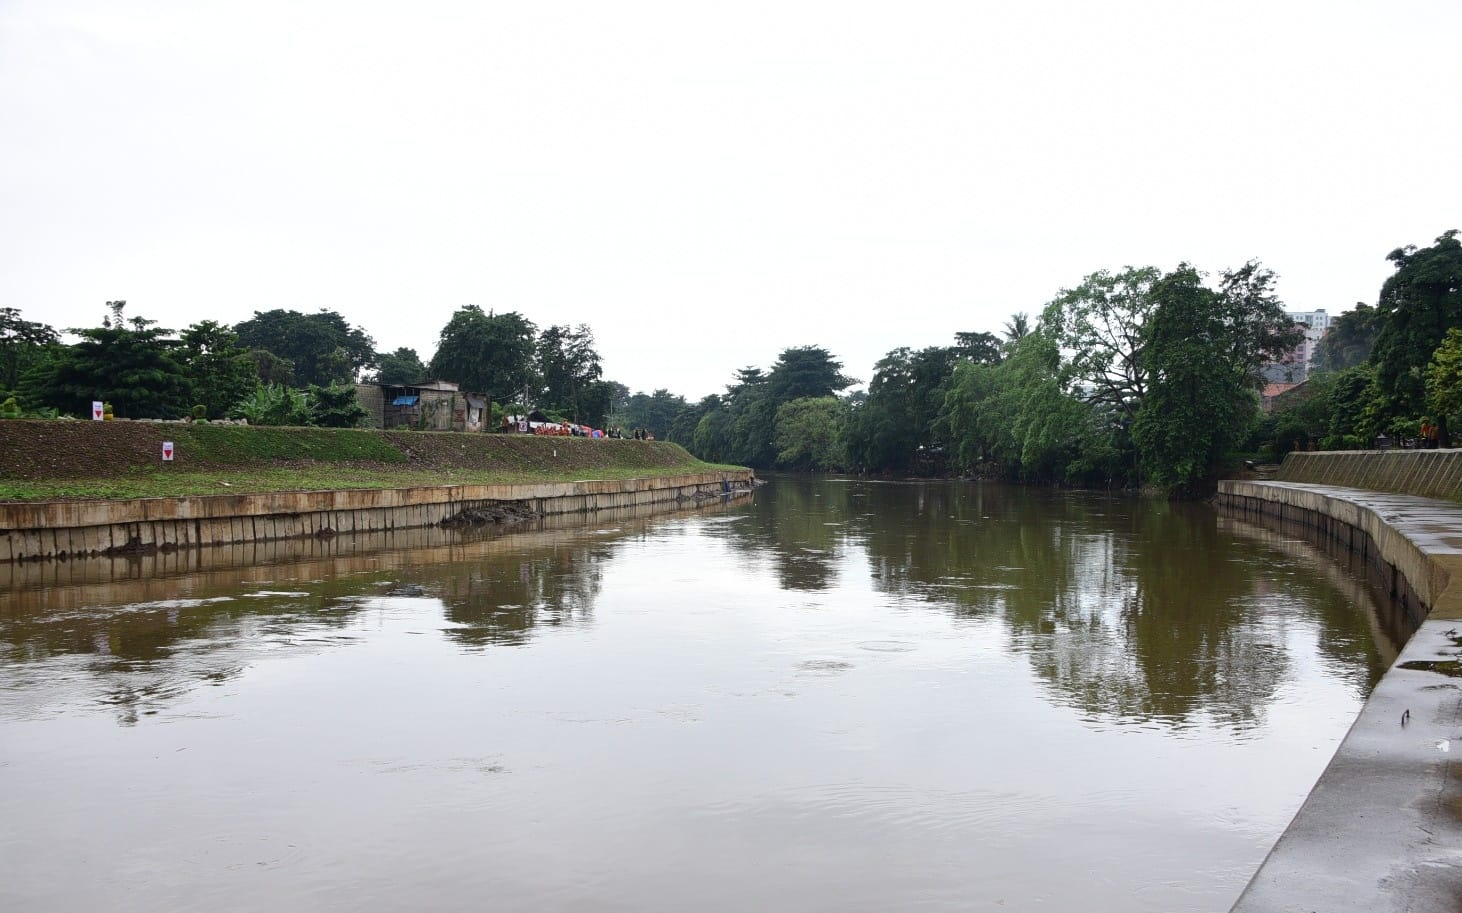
(1217, 472, 1462, 912)
(0, 420, 737, 501)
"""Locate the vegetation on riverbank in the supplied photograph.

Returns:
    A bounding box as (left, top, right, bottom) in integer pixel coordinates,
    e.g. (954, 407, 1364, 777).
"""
(0, 421, 737, 502)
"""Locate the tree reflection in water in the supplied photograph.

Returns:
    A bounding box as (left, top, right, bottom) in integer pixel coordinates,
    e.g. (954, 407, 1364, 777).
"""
(752, 477, 1387, 733)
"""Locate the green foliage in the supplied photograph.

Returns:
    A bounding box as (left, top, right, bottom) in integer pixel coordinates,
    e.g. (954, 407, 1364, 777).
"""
(1425, 327, 1462, 432)
(49, 303, 194, 419)
(373, 347, 428, 385)
(180, 320, 259, 420)
(172, 424, 410, 465)
(1043, 266, 1161, 418)
(616, 388, 690, 440)
(766, 346, 856, 402)
(234, 309, 377, 388)
(428, 306, 537, 403)
(536, 324, 611, 425)
(231, 384, 313, 426)
(773, 397, 849, 470)
(1130, 263, 1294, 496)
(1371, 231, 1462, 436)
(846, 342, 977, 474)
(940, 330, 1100, 483)
(683, 349, 856, 470)
(1311, 304, 1380, 373)
(307, 382, 368, 428)
(0, 307, 59, 391)
(1, 395, 20, 419)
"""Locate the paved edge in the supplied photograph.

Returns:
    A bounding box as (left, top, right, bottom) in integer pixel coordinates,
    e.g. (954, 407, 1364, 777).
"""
(1218, 481, 1462, 912)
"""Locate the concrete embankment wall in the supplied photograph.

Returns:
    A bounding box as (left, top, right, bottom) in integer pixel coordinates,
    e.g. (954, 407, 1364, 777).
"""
(1216, 458, 1462, 912)
(0, 471, 755, 563)
(1277, 448, 1462, 502)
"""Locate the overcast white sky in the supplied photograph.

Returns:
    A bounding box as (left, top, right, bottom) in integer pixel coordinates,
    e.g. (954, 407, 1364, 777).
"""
(2, 1, 1459, 400)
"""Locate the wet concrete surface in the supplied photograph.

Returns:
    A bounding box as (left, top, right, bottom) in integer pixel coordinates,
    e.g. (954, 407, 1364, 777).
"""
(1220, 481, 1462, 912)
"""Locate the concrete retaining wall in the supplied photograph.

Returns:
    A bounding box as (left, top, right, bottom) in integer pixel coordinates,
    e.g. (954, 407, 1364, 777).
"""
(1217, 481, 1462, 625)
(0, 471, 755, 563)
(1216, 479, 1462, 912)
(1277, 449, 1462, 502)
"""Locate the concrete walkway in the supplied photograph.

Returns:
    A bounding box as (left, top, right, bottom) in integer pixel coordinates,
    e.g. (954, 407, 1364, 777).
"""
(1219, 481, 1462, 912)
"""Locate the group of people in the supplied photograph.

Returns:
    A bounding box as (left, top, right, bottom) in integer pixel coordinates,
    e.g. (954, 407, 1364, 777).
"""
(1418, 420, 1445, 449)
(499, 415, 656, 441)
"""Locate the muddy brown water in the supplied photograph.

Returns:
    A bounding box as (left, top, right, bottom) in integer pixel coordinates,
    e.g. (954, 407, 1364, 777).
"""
(0, 478, 1395, 912)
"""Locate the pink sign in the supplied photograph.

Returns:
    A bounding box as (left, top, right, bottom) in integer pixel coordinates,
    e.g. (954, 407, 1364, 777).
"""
(92, 401, 104, 421)
(162, 441, 174, 462)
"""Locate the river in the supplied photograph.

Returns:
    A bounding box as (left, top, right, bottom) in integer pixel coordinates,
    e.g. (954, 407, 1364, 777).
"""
(0, 477, 1395, 912)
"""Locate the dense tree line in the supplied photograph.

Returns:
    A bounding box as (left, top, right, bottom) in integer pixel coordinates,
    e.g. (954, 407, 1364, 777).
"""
(4, 230, 1455, 489)
(1261, 231, 1462, 455)
(675, 232, 1461, 496)
(0, 301, 638, 430)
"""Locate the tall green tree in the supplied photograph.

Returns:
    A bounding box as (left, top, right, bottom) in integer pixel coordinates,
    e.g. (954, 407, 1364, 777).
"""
(1042, 265, 1161, 421)
(1425, 327, 1462, 435)
(1132, 263, 1300, 496)
(0, 307, 59, 392)
(373, 347, 427, 385)
(234, 309, 377, 387)
(50, 302, 193, 419)
(1370, 231, 1462, 442)
(774, 397, 849, 470)
(179, 320, 258, 419)
(536, 324, 611, 425)
(617, 388, 689, 439)
(1310, 304, 1380, 373)
(765, 346, 856, 402)
(428, 306, 537, 403)
(846, 339, 990, 474)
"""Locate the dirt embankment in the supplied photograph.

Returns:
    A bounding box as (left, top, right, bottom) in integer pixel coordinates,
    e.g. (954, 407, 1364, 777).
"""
(0, 420, 707, 481)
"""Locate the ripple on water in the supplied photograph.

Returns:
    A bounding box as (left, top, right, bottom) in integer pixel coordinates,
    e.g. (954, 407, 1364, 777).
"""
(795, 660, 854, 675)
(856, 640, 916, 653)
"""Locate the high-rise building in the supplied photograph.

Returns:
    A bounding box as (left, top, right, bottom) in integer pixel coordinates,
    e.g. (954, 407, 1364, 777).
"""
(1285, 309, 1332, 375)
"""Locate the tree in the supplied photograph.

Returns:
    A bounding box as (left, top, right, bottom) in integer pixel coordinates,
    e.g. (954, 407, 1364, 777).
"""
(0, 307, 59, 392)
(1310, 304, 1380, 373)
(536, 324, 611, 425)
(1132, 263, 1300, 496)
(1425, 328, 1462, 435)
(1001, 312, 1031, 344)
(1370, 231, 1462, 443)
(428, 306, 537, 403)
(49, 303, 193, 419)
(846, 342, 973, 474)
(179, 320, 258, 419)
(1042, 266, 1161, 420)
(234, 309, 377, 387)
(308, 382, 369, 427)
(766, 346, 856, 402)
(617, 388, 689, 439)
(940, 329, 1095, 482)
(774, 397, 849, 470)
(373, 347, 427, 385)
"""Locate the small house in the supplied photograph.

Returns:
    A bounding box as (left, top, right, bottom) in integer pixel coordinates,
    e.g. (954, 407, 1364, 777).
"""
(356, 381, 490, 432)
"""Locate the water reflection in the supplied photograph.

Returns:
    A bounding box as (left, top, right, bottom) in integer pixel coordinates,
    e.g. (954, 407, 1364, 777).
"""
(0, 502, 728, 724)
(0, 478, 1394, 913)
(745, 477, 1390, 732)
(439, 545, 605, 649)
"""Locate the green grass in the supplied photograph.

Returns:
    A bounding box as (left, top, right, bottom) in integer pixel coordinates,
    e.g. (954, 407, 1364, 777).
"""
(172, 425, 408, 464)
(0, 462, 746, 502)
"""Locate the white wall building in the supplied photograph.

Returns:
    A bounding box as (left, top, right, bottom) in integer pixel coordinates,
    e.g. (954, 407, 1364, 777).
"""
(1285, 309, 1332, 375)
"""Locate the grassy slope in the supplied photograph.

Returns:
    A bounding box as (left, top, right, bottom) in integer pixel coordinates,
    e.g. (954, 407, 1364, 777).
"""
(0, 421, 739, 501)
